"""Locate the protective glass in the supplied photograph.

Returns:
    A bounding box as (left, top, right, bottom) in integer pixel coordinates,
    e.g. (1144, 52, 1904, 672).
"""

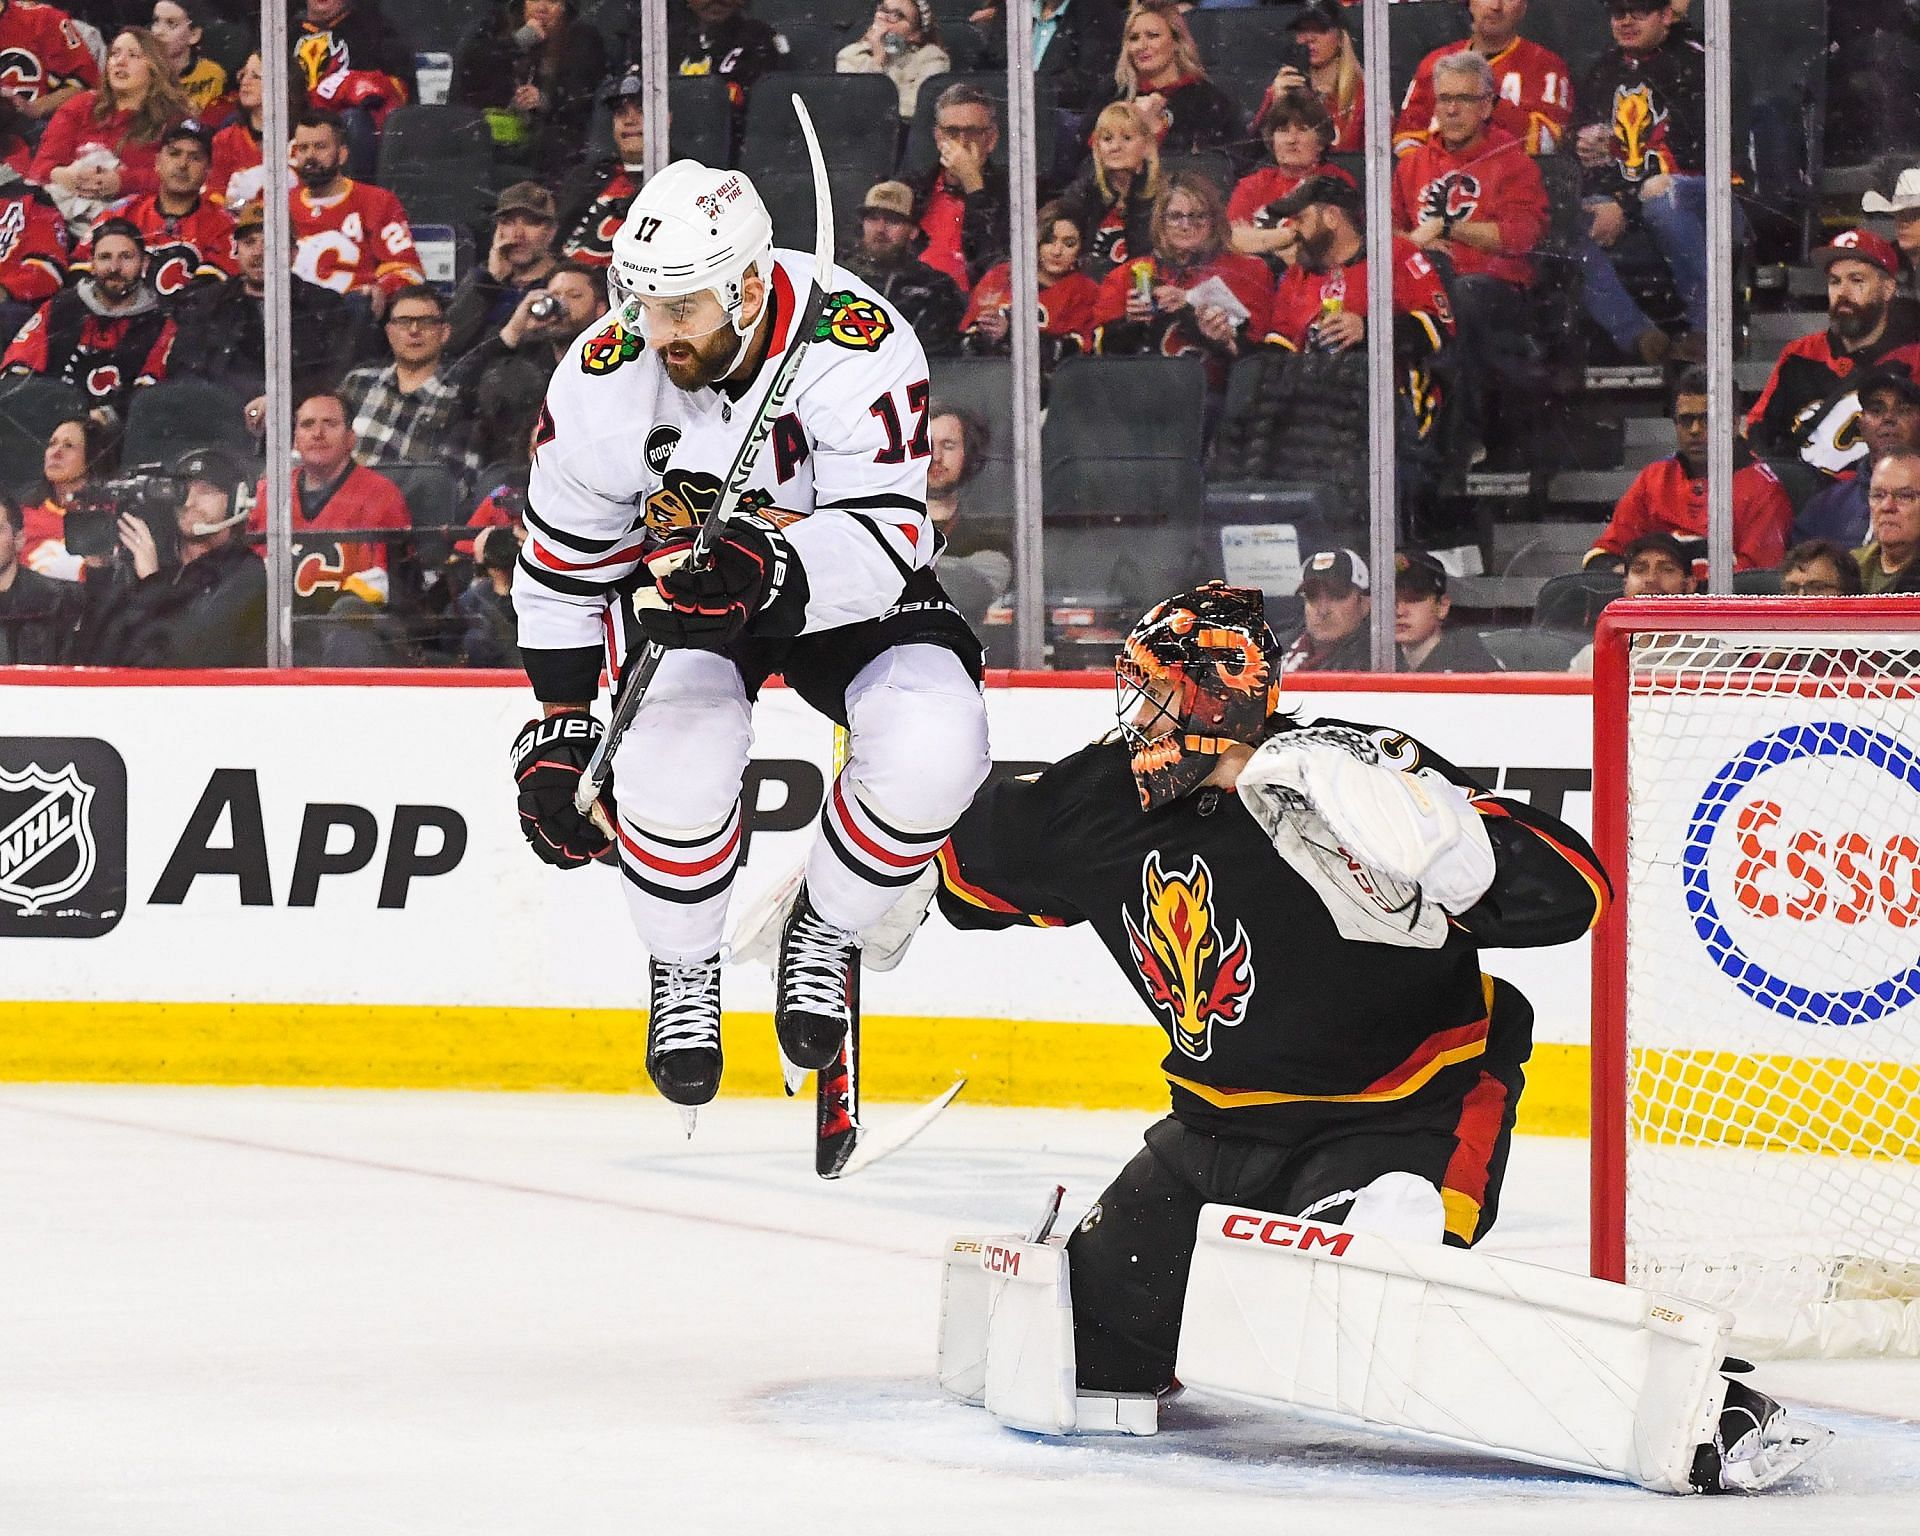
(619, 284, 734, 346)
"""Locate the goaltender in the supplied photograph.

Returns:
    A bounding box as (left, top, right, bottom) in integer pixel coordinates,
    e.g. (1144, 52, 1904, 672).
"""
(929, 581, 1827, 1494)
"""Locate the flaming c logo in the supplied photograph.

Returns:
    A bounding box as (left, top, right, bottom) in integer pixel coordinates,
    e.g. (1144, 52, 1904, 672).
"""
(1610, 84, 1669, 182)
(1123, 851, 1256, 1061)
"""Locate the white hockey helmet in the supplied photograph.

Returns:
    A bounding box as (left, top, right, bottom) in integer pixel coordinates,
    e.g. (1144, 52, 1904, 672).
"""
(608, 160, 774, 344)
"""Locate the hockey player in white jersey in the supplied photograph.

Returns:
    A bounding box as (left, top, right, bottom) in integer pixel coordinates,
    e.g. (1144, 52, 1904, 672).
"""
(509, 162, 991, 1110)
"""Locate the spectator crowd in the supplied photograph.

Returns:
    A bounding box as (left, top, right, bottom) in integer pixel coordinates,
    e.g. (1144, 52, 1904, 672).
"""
(0, 0, 1917, 674)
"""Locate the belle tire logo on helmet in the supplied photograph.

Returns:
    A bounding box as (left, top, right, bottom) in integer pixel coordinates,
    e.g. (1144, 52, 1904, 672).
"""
(0, 738, 127, 937)
(1685, 722, 1920, 1026)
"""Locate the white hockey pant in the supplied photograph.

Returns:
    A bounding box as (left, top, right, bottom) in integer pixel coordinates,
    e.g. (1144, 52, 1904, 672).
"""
(611, 644, 988, 963)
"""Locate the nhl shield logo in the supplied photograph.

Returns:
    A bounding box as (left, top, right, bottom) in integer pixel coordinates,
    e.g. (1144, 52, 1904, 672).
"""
(0, 762, 97, 916)
(0, 738, 127, 937)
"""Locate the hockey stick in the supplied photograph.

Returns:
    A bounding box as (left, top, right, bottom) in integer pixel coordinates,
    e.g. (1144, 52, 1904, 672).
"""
(574, 95, 837, 828)
(816, 723, 861, 1176)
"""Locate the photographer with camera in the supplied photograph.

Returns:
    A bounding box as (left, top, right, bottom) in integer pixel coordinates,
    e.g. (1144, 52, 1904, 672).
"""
(451, 261, 606, 438)
(62, 448, 266, 667)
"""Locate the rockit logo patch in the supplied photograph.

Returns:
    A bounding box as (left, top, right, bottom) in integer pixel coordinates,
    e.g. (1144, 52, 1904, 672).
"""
(644, 424, 680, 475)
(0, 737, 127, 937)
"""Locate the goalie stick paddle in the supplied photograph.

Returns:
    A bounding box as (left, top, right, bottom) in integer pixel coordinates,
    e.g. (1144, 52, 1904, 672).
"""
(575, 95, 838, 825)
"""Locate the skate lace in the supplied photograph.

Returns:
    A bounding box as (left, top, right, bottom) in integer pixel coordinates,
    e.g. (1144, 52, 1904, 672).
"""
(653, 961, 719, 1051)
(784, 907, 856, 1021)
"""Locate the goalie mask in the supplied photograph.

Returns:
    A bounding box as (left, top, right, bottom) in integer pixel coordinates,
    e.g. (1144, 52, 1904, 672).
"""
(607, 160, 774, 365)
(1117, 582, 1281, 811)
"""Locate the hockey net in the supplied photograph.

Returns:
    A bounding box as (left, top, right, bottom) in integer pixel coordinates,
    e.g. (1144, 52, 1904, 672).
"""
(1592, 597, 1920, 1358)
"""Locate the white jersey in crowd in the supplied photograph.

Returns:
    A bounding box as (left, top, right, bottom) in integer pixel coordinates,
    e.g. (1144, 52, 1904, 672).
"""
(514, 249, 936, 657)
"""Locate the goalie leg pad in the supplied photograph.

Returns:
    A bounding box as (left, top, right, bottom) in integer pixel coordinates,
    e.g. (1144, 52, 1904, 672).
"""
(1174, 1203, 1737, 1493)
(937, 1234, 1158, 1437)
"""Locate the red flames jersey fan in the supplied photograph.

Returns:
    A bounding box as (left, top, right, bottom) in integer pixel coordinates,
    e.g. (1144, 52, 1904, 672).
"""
(0, 176, 68, 306)
(247, 464, 411, 614)
(291, 179, 424, 298)
(558, 165, 640, 268)
(1265, 236, 1454, 357)
(1394, 36, 1573, 157)
(2, 290, 174, 404)
(0, 1, 99, 106)
(76, 193, 236, 298)
(1390, 126, 1548, 288)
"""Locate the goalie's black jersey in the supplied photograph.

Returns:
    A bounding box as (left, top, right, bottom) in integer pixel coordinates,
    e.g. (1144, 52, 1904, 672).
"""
(936, 718, 1609, 1141)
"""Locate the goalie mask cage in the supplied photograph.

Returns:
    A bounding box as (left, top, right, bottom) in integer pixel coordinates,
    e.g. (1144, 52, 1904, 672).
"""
(1592, 596, 1920, 1358)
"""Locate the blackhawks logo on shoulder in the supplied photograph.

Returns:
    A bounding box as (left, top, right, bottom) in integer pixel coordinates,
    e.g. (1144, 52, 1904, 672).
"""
(580, 319, 644, 375)
(814, 290, 893, 352)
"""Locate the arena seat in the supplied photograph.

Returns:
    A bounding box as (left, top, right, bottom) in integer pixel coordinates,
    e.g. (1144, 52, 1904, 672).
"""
(776, 20, 847, 73)
(1478, 626, 1586, 672)
(373, 460, 466, 566)
(1043, 354, 1208, 523)
(124, 380, 254, 469)
(1532, 568, 1621, 630)
(1206, 351, 1369, 535)
(0, 376, 82, 494)
(740, 72, 902, 186)
(376, 105, 494, 185)
(665, 76, 733, 167)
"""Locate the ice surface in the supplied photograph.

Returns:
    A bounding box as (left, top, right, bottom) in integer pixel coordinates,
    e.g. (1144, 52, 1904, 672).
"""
(3, 1084, 1918, 1535)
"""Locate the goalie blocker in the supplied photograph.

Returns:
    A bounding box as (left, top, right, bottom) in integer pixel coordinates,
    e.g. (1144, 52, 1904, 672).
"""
(936, 1201, 1832, 1493)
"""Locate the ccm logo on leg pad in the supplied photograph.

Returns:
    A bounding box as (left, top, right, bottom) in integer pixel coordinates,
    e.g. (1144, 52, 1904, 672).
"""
(1219, 1212, 1353, 1255)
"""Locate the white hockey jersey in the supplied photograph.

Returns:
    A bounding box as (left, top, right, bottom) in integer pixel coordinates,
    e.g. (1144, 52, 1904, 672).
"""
(514, 250, 936, 700)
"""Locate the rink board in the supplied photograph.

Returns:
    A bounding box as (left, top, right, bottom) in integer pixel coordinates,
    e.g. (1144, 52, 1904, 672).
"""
(0, 669, 1595, 1132)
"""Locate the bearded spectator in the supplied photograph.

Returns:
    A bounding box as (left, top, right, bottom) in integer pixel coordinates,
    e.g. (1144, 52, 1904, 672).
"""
(0, 492, 78, 664)
(339, 284, 479, 475)
(1056, 101, 1161, 283)
(1108, 0, 1242, 160)
(1585, 367, 1792, 575)
(1395, 0, 1571, 159)
(557, 69, 646, 268)
(1258, 1, 1364, 155)
(467, 260, 608, 373)
(1864, 169, 1920, 296)
(3, 219, 174, 422)
(446, 181, 560, 360)
(78, 118, 235, 303)
(16, 414, 109, 584)
(837, 0, 949, 123)
(209, 52, 266, 206)
(1856, 449, 1920, 594)
(1780, 539, 1863, 597)
(926, 403, 1010, 630)
(32, 27, 191, 228)
(1282, 546, 1371, 672)
(289, 110, 424, 320)
(148, 0, 228, 120)
(0, 159, 72, 342)
(0, 0, 99, 126)
(1392, 51, 1547, 295)
(1229, 89, 1348, 271)
(452, 0, 606, 179)
(1795, 368, 1920, 548)
(171, 198, 358, 420)
(248, 389, 411, 637)
(1093, 172, 1272, 397)
(292, 0, 414, 177)
(1394, 549, 1501, 673)
(907, 83, 1010, 292)
(1571, 0, 1709, 364)
(667, 0, 784, 158)
(962, 202, 1098, 368)
(842, 179, 965, 357)
(1746, 230, 1920, 496)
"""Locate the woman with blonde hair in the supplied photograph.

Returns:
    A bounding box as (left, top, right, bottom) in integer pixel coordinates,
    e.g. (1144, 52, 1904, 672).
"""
(1058, 101, 1162, 280)
(1108, 0, 1241, 160)
(837, 0, 950, 122)
(32, 28, 190, 211)
(1258, 0, 1364, 154)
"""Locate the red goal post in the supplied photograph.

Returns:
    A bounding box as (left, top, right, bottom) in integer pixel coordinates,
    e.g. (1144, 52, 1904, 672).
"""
(1590, 595, 1920, 1357)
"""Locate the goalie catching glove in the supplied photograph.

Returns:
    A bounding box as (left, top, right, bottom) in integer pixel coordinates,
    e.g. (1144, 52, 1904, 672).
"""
(511, 711, 618, 868)
(631, 519, 804, 650)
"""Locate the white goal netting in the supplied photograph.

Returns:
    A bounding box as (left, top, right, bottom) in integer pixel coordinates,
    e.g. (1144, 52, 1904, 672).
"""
(1618, 624, 1920, 1357)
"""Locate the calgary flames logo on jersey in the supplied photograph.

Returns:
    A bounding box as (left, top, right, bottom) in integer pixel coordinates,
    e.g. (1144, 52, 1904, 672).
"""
(1123, 851, 1255, 1061)
(0, 199, 26, 263)
(1418, 170, 1482, 224)
(1610, 83, 1670, 182)
(815, 290, 892, 352)
(580, 317, 644, 375)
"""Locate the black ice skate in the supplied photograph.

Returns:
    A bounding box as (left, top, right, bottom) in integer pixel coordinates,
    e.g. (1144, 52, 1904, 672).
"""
(1692, 1375, 1833, 1493)
(775, 885, 858, 1072)
(647, 956, 723, 1129)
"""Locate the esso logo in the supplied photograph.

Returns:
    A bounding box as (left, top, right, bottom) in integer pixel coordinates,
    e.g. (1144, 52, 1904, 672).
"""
(1686, 722, 1920, 1026)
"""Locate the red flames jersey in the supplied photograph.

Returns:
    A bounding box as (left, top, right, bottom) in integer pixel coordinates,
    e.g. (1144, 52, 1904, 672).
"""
(249, 463, 411, 614)
(0, 180, 67, 304)
(0, 0, 99, 104)
(1587, 455, 1794, 574)
(208, 120, 262, 206)
(962, 263, 1100, 351)
(2, 290, 174, 402)
(559, 164, 640, 268)
(1391, 126, 1548, 287)
(1265, 237, 1454, 357)
(1395, 36, 1573, 157)
(78, 192, 235, 298)
(291, 179, 423, 298)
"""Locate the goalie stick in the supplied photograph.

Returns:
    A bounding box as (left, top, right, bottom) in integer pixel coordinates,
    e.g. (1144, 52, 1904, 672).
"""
(574, 95, 838, 828)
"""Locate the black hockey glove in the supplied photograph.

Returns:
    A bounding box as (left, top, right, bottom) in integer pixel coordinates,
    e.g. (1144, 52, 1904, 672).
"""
(633, 522, 796, 650)
(511, 711, 618, 869)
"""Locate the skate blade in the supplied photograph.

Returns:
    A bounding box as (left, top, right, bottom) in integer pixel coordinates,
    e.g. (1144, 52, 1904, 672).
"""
(777, 1047, 808, 1097)
(678, 1106, 698, 1139)
(1725, 1422, 1835, 1492)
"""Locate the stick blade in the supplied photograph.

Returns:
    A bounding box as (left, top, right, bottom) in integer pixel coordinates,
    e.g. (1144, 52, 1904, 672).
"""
(832, 1077, 966, 1180)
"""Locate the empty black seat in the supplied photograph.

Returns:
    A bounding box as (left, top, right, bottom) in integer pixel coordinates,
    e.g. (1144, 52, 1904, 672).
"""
(666, 76, 734, 167)
(376, 105, 493, 184)
(740, 73, 902, 186)
(124, 380, 254, 469)
(1043, 354, 1208, 522)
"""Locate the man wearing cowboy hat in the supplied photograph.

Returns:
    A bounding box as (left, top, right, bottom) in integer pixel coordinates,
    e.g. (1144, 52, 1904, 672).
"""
(1864, 167, 1920, 293)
